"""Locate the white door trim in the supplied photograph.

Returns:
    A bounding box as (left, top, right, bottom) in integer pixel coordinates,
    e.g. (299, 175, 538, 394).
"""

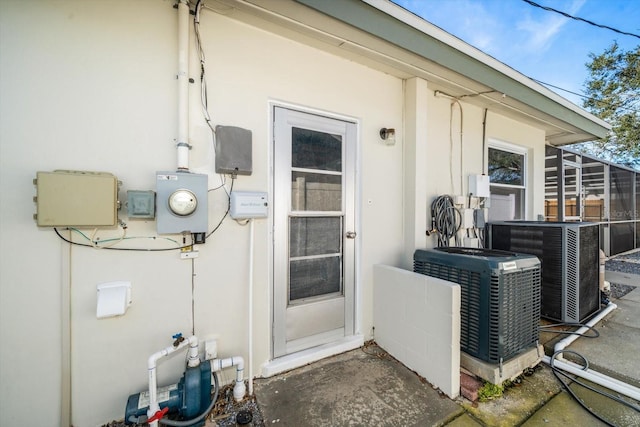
(267, 100, 362, 365)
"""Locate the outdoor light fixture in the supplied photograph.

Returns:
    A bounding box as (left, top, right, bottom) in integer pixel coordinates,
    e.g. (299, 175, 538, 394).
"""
(379, 128, 396, 146)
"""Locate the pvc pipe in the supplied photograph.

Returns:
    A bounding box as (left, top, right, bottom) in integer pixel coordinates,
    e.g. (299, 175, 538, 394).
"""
(541, 302, 640, 403)
(147, 336, 200, 427)
(176, 0, 190, 171)
(553, 302, 617, 358)
(543, 355, 640, 401)
(211, 356, 246, 401)
(248, 219, 254, 396)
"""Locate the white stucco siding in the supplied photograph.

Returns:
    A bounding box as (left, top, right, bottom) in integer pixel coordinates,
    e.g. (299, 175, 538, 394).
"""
(1, 2, 404, 426)
(425, 96, 546, 222)
(1, 1, 550, 426)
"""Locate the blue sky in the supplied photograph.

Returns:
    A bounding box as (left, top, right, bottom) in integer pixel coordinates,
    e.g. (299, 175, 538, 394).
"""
(392, 0, 640, 106)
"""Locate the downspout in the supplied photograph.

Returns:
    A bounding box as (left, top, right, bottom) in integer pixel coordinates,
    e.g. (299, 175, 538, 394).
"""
(177, 0, 190, 171)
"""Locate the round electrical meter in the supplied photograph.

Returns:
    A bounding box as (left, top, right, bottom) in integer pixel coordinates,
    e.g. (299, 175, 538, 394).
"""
(168, 189, 197, 216)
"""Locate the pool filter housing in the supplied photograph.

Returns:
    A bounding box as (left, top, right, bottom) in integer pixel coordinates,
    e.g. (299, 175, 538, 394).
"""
(125, 360, 212, 426)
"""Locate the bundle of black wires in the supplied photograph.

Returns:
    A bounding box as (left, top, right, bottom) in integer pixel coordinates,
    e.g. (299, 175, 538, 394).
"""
(430, 195, 462, 247)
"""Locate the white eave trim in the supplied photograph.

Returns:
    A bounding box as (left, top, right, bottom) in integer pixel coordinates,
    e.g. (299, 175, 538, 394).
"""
(362, 0, 610, 131)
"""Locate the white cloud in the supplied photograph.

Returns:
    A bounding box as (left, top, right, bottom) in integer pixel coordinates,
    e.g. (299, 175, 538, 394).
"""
(516, 0, 586, 53)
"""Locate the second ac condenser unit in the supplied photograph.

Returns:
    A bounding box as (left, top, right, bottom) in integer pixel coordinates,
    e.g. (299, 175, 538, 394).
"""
(414, 247, 541, 364)
(486, 221, 600, 323)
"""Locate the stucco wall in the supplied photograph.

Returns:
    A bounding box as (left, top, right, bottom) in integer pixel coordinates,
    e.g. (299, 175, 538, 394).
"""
(0, 1, 547, 426)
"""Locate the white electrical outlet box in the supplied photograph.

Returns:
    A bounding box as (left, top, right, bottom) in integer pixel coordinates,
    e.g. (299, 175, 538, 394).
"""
(454, 195, 466, 206)
(469, 174, 491, 198)
(230, 191, 268, 219)
(205, 339, 218, 360)
(463, 209, 475, 229)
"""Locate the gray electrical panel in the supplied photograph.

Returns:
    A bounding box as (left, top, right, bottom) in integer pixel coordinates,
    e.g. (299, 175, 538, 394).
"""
(215, 125, 252, 175)
(127, 190, 155, 219)
(156, 171, 208, 234)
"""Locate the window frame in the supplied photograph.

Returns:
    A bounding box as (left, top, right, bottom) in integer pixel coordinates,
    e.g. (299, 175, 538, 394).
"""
(487, 140, 528, 220)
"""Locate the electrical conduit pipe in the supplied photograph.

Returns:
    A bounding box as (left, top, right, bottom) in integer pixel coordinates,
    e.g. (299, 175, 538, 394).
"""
(210, 356, 246, 402)
(147, 336, 200, 427)
(542, 302, 640, 401)
(176, 0, 190, 171)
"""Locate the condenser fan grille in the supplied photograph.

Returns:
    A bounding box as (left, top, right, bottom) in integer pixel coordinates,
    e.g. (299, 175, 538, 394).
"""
(414, 248, 541, 364)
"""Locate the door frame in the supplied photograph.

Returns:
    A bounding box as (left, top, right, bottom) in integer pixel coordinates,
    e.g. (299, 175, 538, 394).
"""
(267, 101, 362, 364)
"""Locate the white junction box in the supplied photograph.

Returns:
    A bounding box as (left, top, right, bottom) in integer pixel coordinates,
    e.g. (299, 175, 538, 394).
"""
(469, 174, 491, 198)
(230, 191, 268, 219)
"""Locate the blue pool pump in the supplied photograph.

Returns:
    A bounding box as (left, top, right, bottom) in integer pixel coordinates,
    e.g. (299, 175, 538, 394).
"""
(124, 360, 214, 426)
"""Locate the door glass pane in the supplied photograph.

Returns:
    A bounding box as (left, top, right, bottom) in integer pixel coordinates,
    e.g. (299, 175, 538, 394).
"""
(289, 256, 342, 301)
(292, 127, 342, 172)
(291, 172, 342, 211)
(290, 217, 341, 257)
(488, 148, 524, 185)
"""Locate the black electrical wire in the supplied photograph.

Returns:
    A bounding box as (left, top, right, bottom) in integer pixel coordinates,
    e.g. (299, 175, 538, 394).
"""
(539, 322, 600, 338)
(430, 195, 462, 247)
(54, 228, 192, 252)
(549, 350, 640, 426)
(206, 176, 234, 239)
(522, 0, 640, 39)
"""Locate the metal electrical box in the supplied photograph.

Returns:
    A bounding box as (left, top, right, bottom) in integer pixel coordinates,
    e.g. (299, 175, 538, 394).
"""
(215, 125, 252, 175)
(156, 171, 208, 234)
(34, 170, 119, 227)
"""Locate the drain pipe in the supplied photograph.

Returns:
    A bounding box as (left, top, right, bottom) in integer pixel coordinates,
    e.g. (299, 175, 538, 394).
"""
(543, 354, 640, 401)
(248, 219, 254, 397)
(210, 356, 246, 401)
(553, 302, 617, 359)
(147, 336, 200, 427)
(176, 0, 190, 171)
(541, 302, 640, 401)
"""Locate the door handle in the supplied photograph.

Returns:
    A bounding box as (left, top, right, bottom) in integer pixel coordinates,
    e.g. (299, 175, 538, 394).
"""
(345, 231, 357, 239)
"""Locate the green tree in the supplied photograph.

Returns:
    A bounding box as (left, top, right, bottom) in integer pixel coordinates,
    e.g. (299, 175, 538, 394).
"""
(580, 42, 639, 168)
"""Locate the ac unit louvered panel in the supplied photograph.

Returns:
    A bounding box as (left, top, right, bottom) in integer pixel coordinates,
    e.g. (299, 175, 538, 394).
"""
(414, 247, 541, 364)
(486, 221, 600, 322)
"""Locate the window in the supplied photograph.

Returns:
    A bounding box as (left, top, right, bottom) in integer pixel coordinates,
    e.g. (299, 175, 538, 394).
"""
(488, 144, 526, 221)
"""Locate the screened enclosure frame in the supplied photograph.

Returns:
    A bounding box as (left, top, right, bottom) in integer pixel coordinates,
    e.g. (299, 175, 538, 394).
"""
(545, 145, 639, 256)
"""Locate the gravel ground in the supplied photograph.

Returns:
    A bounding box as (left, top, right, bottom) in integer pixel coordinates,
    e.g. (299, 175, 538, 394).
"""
(103, 382, 264, 427)
(606, 249, 640, 275)
(606, 249, 639, 299)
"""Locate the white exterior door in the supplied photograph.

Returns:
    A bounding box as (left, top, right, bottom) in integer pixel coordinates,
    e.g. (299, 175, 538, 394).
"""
(273, 107, 357, 357)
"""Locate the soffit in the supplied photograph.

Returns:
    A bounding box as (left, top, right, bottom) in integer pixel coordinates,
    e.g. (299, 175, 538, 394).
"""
(205, 0, 610, 145)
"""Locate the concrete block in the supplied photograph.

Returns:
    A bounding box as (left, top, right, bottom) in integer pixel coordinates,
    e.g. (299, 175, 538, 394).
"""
(460, 345, 543, 385)
(373, 264, 461, 398)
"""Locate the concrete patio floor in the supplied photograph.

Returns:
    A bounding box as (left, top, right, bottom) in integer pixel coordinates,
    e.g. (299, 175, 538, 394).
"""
(250, 256, 640, 427)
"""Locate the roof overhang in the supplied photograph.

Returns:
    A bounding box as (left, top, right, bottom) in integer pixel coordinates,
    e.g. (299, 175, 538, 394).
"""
(205, 0, 611, 145)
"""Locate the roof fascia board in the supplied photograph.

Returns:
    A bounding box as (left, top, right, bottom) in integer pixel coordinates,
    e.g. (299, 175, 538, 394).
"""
(295, 0, 610, 139)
